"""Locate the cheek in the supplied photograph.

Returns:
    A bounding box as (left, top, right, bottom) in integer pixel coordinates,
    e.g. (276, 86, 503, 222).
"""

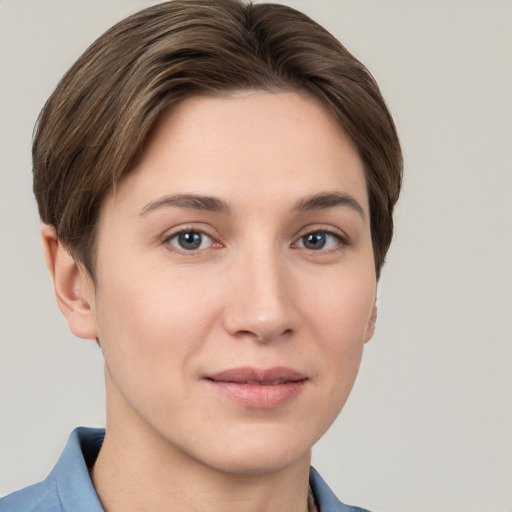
(91, 268, 226, 428)
(93, 265, 222, 381)
(298, 263, 375, 339)
(305, 284, 371, 433)
(296, 264, 375, 392)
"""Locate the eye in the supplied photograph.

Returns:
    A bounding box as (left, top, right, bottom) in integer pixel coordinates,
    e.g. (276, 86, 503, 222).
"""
(295, 231, 342, 251)
(167, 230, 213, 251)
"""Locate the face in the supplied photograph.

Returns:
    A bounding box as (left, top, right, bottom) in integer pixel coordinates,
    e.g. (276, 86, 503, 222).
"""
(81, 91, 377, 475)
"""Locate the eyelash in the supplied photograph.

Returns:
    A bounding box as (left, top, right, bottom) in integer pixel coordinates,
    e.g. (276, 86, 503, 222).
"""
(163, 227, 349, 254)
(164, 227, 219, 252)
(292, 229, 348, 252)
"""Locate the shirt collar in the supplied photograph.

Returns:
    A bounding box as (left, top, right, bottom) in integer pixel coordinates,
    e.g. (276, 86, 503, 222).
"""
(49, 426, 105, 511)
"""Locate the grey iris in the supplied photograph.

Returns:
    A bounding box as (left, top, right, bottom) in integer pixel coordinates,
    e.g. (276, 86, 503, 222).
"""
(303, 232, 326, 250)
(179, 232, 202, 250)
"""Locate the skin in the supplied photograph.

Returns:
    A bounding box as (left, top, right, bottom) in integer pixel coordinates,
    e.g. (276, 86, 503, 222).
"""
(43, 91, 377, 512)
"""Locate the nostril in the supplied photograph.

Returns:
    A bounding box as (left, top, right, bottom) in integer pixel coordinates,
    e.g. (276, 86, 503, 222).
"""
(233, 327, 294, 343)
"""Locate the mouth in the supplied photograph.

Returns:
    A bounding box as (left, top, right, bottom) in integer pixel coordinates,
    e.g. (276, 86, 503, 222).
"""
(204, 366, 308, 408)
(232, 379, 293, 385)
(205, 366, 308, 384)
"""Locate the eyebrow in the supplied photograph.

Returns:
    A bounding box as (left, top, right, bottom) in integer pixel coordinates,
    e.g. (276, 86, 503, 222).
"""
(294, 191, 365, 219)
(140, 194, 230, 216)
(139, 191, 365, 219)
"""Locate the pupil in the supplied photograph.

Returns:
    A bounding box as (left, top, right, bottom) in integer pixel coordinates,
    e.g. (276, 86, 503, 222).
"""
(304, 232, 326, 250)
(179, 232, 202, 250)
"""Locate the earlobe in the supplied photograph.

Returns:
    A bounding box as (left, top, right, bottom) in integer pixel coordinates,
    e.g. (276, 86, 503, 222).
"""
(365, 302, 378, 343)
(41, 224, 98, 340)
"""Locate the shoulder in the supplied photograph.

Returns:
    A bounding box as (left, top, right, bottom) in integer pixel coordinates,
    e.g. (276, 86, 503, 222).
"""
(0, 427, 105, 512)
(309, 467, 373, 512)
(0, 478, 61, 512)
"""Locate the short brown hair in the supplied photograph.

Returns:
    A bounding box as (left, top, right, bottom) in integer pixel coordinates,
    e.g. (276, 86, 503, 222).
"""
(33, 0, 402, 279)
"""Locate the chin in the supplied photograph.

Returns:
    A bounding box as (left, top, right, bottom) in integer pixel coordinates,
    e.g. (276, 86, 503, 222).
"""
(206, 446, 311, 476)
(188, 425, 315, 476)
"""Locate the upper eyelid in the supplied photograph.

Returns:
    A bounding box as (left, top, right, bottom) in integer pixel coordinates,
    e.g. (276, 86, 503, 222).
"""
(293, 231, 345, 248)
(162, 226, 223, 253)
(166, 229, 213, 240)
(293, 224, 349, 242)
(162, 224, 219, 240)
(167, 230, 214, 249)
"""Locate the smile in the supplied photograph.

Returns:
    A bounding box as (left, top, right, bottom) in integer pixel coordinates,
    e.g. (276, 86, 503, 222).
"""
(204, 367, 308, 408)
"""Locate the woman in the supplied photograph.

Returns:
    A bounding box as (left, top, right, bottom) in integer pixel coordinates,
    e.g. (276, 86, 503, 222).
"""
(0, 1, 402, 511)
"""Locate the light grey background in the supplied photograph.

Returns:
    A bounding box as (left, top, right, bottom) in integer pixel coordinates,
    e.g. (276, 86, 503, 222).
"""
(1, 1, 511, 511)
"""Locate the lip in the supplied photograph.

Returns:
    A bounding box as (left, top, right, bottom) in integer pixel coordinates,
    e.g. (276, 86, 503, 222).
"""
(204, 366, 308, 409)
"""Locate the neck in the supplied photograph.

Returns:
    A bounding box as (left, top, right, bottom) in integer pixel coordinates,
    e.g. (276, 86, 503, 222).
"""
(90, 380, 312, 512)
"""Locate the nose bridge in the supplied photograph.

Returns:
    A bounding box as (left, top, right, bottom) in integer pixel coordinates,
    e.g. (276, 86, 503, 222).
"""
(224, 237, 295, 341)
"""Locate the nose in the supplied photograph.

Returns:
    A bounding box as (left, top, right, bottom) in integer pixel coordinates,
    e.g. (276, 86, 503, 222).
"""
(222, 247, 299, 343)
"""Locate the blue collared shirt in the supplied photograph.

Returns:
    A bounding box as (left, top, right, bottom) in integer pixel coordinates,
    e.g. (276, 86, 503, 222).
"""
(0, 427, 371, 512)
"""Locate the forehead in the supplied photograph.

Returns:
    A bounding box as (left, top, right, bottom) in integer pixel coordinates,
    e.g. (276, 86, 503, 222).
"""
(108, 91, 368, 216)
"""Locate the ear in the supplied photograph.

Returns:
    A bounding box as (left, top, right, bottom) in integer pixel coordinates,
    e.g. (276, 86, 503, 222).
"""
(364, 302, 378, 343)
(41, 224, 98, 340)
